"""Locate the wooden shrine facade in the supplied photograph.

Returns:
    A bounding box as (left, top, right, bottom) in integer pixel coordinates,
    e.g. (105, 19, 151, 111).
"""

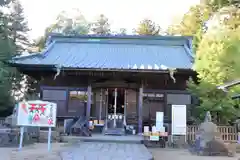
(31, 69, 195, 134)
(8, 34, 195, 133)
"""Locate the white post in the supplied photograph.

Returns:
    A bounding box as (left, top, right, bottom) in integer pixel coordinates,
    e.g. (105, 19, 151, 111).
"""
(113, 88, 117, 128)
(18, 126, 24, 150)
(47, 127, 52, 152)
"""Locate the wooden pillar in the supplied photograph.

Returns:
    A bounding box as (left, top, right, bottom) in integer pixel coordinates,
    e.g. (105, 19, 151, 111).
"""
(113, 88, 117, 128)
(105, 89, 109, 129)
(86, 85, 92, 124)
(123, 89, 127, 126)
(99, 89, 103, 120)
(138, 85, 143, 134)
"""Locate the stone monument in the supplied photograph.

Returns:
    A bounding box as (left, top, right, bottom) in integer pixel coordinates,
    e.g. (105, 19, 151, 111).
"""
(0, 104, 40, 147)
(191, 111, 235, 156)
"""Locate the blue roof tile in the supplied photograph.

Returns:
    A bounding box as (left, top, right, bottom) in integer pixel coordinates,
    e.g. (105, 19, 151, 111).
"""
(10, 34, 194, 70)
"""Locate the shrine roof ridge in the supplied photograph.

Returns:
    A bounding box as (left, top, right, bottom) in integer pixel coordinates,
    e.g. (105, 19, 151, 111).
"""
(7, 33, 194, 72)
(46, 33, 193, 48)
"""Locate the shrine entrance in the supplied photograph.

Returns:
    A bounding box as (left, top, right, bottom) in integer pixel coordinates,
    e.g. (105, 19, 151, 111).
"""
(108, 88, 125, 114)
(104, 88, 127, 135)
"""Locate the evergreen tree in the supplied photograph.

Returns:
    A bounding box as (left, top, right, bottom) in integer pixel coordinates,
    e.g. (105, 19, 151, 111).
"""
(35, 10, 90, 51)
(167, 4, 212, 52)
(8, 0, 30, 52)
(91, 14, 111, 35)
(8, 0, 37, 101)
(134, 19, 160, 35)
(0, 0, 16, 115)
(188, 27, 240, 124)
(167, 0, 240, 123)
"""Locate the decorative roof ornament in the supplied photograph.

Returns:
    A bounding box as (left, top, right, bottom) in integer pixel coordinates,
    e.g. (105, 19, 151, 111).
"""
(54, 65, 62, 80)
(133, 64, 137, 69)
(168, 68, 176, 83)
(147, 65, 152, 69)
(154, 64, 159, 70)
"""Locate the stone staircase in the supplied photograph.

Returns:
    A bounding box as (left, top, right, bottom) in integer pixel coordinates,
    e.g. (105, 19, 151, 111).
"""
(103, 117, 125, 136)
(65, 116, 91, 137)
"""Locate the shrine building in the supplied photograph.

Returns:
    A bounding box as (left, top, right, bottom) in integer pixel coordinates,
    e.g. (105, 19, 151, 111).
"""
(8, 34, 195, 135)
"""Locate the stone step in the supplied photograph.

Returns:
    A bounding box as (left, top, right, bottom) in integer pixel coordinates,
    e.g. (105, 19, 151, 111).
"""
(62, 135, 143, 144)
(103, 128, 125, 136)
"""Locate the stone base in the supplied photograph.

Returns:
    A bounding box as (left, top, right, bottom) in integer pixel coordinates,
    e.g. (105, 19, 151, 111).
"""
(200, 139, 236, 157)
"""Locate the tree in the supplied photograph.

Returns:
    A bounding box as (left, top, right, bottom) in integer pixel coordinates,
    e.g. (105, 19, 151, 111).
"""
(201, 0, 239, 11)
(167, 5, 212, 36)
(35, 9, 90, 51)
(112, 28, 127, 35)
(188, 26, 240, 124)
(169, 0, 240, 123)
(5, 0, 34, 103)
(53, 10, 90, 35)
(0, 0, 10, 5)
(167, 4, 212, 52)
(91, 14, 111, 35)
(213, 5, 240, 30)
(134, 19, 160, 35)
(8, 0, 30, 53)
(0, 0, 16, 115)
(118, 28, 127, 35)
(7, 0, 32, 101)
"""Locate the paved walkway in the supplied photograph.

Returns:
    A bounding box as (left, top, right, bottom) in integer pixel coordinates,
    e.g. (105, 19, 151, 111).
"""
(2, 143, 240, 160)
(61, 142, 153, 160)
(1, 143, 152, 160)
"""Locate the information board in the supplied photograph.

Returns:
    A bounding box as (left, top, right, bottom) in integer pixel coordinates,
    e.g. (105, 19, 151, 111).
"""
(156, 112, 164, 131)
(17, 100, 57, 127)
(171, 105, 186, 135)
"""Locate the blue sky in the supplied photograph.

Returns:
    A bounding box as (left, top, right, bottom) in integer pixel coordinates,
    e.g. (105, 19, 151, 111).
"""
(19, 0, 200, 39)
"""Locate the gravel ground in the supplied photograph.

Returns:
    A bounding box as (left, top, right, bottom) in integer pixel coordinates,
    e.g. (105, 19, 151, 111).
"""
(0, 143, 65, 160)
(149, 148, 239, 160)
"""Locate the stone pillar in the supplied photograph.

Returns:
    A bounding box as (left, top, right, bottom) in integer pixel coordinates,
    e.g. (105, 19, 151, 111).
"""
(138, 85, 143, 134)
(86, 85, 92, 126)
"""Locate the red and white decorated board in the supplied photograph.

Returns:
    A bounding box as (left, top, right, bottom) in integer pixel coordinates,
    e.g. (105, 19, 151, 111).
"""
(17, 100, 57, 127)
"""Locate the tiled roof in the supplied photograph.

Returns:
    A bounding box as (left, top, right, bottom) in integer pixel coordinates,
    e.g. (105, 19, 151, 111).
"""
(10, 34, 194, 71)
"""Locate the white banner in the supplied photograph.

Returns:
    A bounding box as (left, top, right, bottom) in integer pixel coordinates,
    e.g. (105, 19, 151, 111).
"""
(171, 105, 186, 135)
(156, 112, 164, 131)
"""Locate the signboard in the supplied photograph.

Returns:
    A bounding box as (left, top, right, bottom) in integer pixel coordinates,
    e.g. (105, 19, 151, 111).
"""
(156, 112, 164, 131)
(150, 136, 159, 141)
(17, 100, 57, 127)
(171, 105, 186, 135)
